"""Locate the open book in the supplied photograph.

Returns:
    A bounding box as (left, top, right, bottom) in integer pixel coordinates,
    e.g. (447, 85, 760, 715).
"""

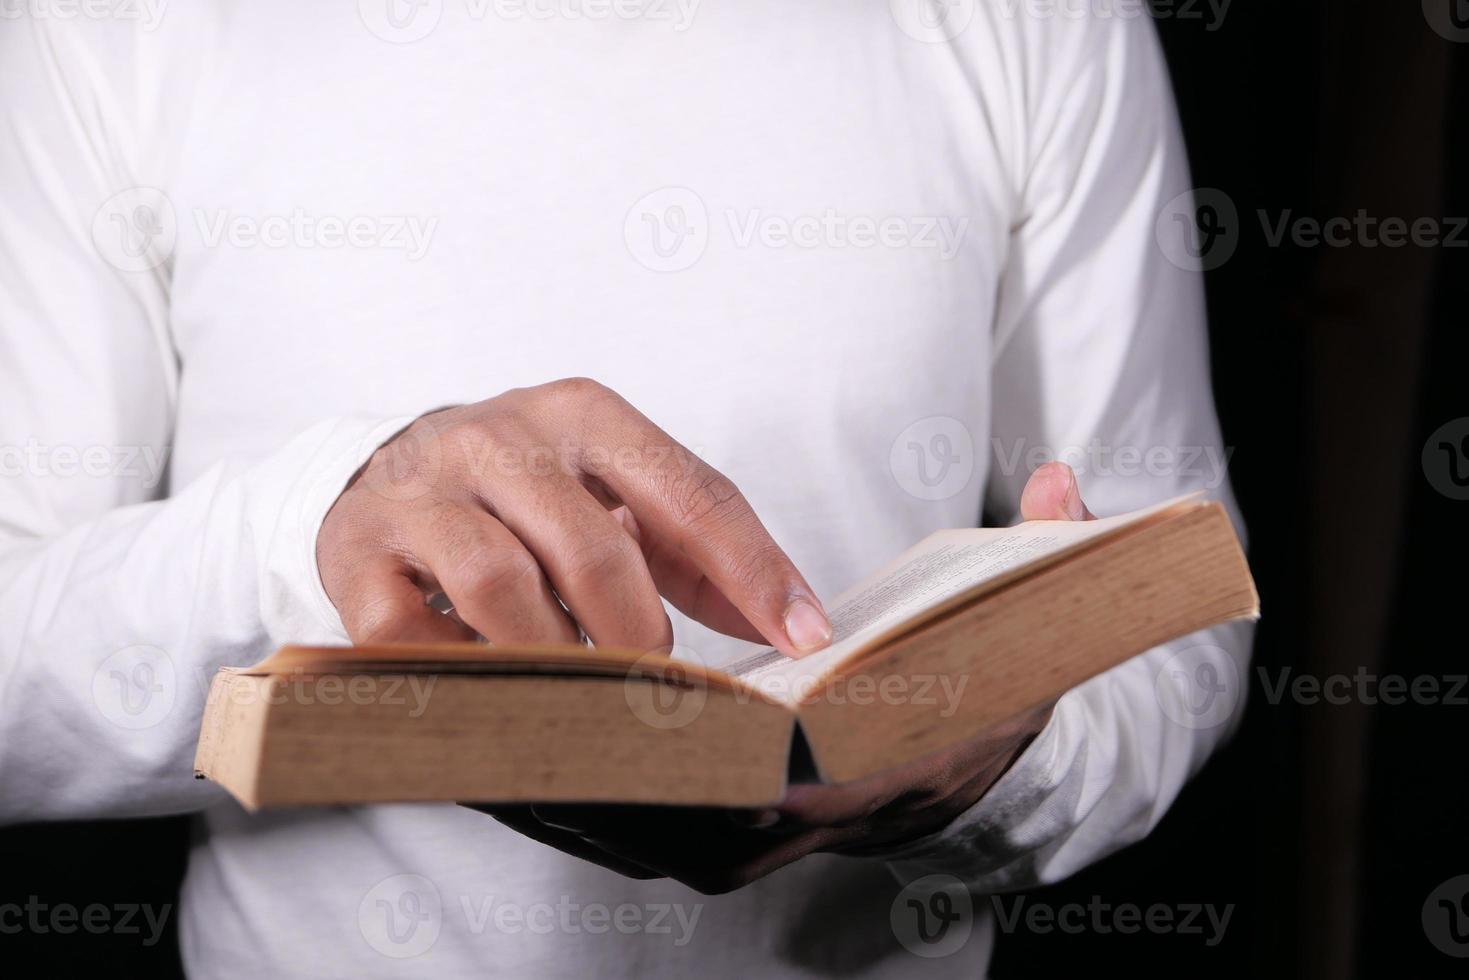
(195, 495, 1257, 809)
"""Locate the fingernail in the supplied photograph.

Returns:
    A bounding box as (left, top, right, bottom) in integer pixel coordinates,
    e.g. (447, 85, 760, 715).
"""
(1063, 471, 1086, 521)
(783, 598, 832, 653)
(730, 808, 782, 829)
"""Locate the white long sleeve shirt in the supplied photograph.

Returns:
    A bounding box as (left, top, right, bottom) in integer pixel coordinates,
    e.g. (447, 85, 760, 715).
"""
(0, 3, 1251, 977)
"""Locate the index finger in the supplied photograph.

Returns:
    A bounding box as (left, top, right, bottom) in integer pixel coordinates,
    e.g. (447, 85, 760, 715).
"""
(573, 391, 831, 657)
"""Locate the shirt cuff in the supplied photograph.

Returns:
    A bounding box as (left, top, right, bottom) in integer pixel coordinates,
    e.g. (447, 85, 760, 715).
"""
(251, 414, 420, 646)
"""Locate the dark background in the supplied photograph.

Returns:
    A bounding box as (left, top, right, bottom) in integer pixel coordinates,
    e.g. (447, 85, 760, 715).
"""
(3, 2, 1465, 976)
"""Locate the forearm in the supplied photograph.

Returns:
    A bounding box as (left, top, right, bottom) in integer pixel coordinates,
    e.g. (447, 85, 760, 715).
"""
(0, 415, 405, 824)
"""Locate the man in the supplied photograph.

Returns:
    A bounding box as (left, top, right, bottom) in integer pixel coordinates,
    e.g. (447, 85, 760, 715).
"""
(0, 2, 1250, 976)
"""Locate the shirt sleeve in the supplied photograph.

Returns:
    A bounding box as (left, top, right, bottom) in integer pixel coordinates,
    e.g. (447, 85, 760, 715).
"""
(0, 19, 402, 825)
(884, 11, 1255, 889)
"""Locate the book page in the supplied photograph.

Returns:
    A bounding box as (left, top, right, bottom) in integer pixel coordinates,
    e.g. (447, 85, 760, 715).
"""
(724, 494, 1198, 703)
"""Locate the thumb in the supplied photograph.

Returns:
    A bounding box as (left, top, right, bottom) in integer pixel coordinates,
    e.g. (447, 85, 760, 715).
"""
(1019, 462, 1096, 522)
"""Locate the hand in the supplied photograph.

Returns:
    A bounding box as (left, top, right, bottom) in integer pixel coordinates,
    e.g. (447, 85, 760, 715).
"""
(317, 378, 832, 656)
(476, 461, 1097, 893)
